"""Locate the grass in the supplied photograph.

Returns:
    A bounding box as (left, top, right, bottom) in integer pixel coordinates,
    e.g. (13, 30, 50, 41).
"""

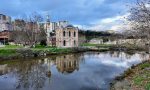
(49, 48, 72, 53)
(145, 83, 150, 90)
(0, 49, 17, 56)
(0, 45, 74, 55)
(139, 62, 150, 69)
(81, 43, 113, 48)
(113, 61, 150, 90)
(34, 44, 53, 48)
(0, 45, 22, 57)
(0, 45, 23, 49)
(133, 76, 145, 86)
(126, 61, 150, 90)
(32, 47, 73, 54)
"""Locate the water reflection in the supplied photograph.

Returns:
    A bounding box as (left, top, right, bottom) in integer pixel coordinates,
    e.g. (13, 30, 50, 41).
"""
(0, 51, 149, 90)
(55, 55, 80, 74)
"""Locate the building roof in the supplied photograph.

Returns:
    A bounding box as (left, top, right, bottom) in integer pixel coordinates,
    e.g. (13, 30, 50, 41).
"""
(66, 25, 74, 28)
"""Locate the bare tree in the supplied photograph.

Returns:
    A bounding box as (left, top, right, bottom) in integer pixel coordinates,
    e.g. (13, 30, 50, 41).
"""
(127, 0, 150, 51)
(10, 12, 46, 47)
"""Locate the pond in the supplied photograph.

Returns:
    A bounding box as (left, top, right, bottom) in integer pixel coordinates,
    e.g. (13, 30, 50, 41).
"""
(0, 51, 149, 90)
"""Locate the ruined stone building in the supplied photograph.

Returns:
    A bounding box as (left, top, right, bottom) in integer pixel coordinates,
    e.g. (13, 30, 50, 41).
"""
(55, 25, 78, 48)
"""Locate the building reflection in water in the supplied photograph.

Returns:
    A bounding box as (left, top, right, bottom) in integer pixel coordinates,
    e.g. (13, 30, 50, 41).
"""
(42, 54, 81, 75)
(55, 54, 80, 74)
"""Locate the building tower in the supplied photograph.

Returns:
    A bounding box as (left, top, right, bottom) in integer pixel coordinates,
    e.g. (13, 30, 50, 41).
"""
(45, 14, 51, 45)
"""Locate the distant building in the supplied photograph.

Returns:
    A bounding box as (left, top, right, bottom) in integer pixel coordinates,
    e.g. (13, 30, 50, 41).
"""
(0, 14, 13, 43)
(55, 25, 78, 48)
(44, 15, 72, 47)
(0, 31, 10, 44)
(107, 30, 116, 34)
(78, 33, 86, 45)
(0, 14, 12, 31)
(89, 38, 103, 44)
(57, 21, 69, 27)
(26, 22, 39, 31)
(13, 19, 26, 31)
(50, 22, 58, 31)
(13, 19, 39, 31)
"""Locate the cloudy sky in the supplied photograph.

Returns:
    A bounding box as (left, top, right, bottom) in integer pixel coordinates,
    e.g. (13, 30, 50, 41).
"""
(0, 0, 135, 31)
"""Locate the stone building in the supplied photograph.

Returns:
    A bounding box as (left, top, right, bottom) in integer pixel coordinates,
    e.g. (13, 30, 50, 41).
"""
(13, 19, 39, 31)
(55, 25, 78, 48)
(57, 21, 69, 27)
(13, 19, 26, 31)
(0, 14, 12, 31)
(0, 14, 13, 44)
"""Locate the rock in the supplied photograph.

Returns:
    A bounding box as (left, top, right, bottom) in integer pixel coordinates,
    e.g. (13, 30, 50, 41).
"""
(111, 80, 131, 90)
(145, 67, 150, 71)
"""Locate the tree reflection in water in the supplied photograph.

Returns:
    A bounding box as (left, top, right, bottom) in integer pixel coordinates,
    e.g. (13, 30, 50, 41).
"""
(0, 53, 82, 90)
(15, 60, 47, 89)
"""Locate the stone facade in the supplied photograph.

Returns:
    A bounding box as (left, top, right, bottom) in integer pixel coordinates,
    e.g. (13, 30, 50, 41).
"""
(0, 14, 12, 31)
(56, 25, 78, 48)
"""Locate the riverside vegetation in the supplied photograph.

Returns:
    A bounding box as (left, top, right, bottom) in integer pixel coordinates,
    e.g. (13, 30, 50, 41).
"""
(111, 61, 150, 90)
(0, 44, 147, 60)
(0, 44, 114, 60)
(0, 45, 87, 60)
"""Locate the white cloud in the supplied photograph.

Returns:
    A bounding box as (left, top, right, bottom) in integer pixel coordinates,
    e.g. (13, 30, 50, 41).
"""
(81, 13, 130, 32)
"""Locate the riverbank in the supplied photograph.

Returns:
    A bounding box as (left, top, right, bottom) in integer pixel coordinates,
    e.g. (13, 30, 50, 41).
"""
(110, 60, 150, 90)
(0, 44, 148, 60)
(0, 47, 85, 60)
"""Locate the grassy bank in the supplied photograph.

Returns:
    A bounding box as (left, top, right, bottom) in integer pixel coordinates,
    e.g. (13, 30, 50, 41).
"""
(81, 43, 113, 48)
(127, 61, 150, 90)
(111, 61, 150, 90)
(0, 44, 148, 60)
(0, 45, 88, 60)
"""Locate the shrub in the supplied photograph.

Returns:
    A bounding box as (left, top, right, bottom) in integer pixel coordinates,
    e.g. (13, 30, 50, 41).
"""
(40, 40, 47, 46)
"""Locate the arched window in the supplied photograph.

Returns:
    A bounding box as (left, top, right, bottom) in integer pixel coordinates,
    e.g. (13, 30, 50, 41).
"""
(63, 31, 66, 37)
(74, 40, 76, 46)
(63, 40, 66, 46)
(69, 31, 71, 37)
(74, 32, 76, 37)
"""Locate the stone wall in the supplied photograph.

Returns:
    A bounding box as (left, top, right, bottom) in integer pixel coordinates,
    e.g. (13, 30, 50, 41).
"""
(56, 26, 78, 48)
